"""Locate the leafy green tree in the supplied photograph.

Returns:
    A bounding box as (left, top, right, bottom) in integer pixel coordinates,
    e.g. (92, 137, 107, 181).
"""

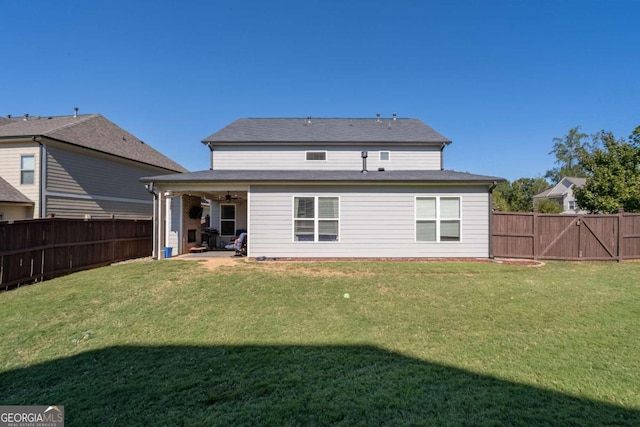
(545, 127, 590, 184)
(535, 198, 564, 213)
(574, 127, 640, 213)
(492, 178, 551, 212)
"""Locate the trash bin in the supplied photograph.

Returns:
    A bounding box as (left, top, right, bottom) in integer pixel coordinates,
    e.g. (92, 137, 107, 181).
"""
(163, 247, 173, 258)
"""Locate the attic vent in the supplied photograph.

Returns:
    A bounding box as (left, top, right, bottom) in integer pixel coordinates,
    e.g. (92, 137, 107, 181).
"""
(306, 116, 312, 125)
(73, 107, 79, 117)
(23, 113, 29, 121)
(7, 114, 11, 119)
(392, 112, 397, 120)
(376, 112, 381, 123)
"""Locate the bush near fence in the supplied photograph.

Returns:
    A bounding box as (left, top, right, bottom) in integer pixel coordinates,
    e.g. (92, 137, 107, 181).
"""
(0, 218, 152, 291)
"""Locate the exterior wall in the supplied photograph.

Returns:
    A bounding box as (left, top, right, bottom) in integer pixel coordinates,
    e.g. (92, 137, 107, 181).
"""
(0, 204, 33, 221)
(44, 144, 170, 219)
(0, 143, 41, 217)
(182, 195, 202, 251)
(212, 145, 442, 171)
(248, 184, 491, 258)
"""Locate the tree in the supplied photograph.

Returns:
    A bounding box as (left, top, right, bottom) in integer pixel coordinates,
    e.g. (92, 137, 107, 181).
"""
(492, 178, 551, 212)
(574, 127, 640, 213)
(545, 127, 591, 184)
(535, 198, 564, 214)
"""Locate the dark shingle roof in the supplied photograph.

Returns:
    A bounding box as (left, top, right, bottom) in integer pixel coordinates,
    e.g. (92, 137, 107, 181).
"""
(142, 169, 504, 184)
(0, 176, 33, 204)
(0, 114, 186, 172)
(203, 118, 451, 144)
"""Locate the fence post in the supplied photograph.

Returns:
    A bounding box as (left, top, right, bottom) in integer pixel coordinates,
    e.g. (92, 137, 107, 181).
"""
(532, 208, 539, 259)
(617, 208, 624, 262)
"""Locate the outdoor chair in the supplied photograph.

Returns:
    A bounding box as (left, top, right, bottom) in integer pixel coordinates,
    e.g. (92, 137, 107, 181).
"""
(225, 232, 247, 256)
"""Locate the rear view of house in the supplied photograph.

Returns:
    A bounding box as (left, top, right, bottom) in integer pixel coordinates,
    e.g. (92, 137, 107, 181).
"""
(142, 116, 504, 259)
(0, 111, 186, 221)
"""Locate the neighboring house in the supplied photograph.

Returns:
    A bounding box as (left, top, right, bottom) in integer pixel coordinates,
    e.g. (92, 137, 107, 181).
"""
(141, 116, 504, 258)
(0, 112, 186, 221)
(533, 177, 587, 214)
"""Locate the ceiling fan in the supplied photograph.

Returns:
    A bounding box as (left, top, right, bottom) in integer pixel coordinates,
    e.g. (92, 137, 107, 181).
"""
(223, 191, 240, 202)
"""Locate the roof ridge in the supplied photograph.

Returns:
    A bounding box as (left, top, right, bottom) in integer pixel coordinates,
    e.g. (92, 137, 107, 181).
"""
(41, 114, 100, 135)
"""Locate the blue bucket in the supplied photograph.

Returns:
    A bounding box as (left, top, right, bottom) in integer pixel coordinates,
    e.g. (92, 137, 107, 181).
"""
(163, 247, 173, 258)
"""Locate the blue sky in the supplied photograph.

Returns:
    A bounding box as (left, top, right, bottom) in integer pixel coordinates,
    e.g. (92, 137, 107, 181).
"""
(2, 0, 638, 181)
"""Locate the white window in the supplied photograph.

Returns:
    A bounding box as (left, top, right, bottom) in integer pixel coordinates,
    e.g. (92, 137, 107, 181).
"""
(20, 155, 35, 184)
(306, 151, 327, 161)
(293, 196, 339, 242)
(220, 204, 236, 235)
(416, 197, 461, 242)
(568, 200, 577, 210)
(379, 151, 390, 161)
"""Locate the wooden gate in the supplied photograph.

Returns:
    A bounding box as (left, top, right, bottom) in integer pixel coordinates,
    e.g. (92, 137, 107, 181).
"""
(537, 215, 619, 260)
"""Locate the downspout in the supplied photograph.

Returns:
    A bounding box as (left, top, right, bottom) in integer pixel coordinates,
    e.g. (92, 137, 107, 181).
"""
(440, 143, 446, 170)
(33, 137, 45, 218)
(206, 142, 214, 170)
(145, 182, 159, 259)
(488, 181, 498, 259)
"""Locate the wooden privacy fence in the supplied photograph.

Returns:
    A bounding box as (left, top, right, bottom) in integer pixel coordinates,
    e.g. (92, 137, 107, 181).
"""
(492, 210, 640, 261)
(0, 218, 152, 290)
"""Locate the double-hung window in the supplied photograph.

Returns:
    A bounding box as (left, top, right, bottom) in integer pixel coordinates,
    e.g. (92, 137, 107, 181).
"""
(305, 151, 327, 161)
(416, 197, 461, 242)
(293, 196, 339, 242)
(20, 155, 35, 184)
(220, 204, 236, 235)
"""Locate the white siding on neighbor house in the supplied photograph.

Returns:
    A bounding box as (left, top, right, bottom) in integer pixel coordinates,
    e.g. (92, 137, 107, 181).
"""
(0, 143, 41, 217)
(0, 204, 33, 221)
(248, 185, 491, 258)
(212, 145, 442, 171)
(44, 145, 170, 219)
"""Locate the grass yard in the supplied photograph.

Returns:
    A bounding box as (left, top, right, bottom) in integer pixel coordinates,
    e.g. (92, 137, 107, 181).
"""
(0, 258, 638, 426)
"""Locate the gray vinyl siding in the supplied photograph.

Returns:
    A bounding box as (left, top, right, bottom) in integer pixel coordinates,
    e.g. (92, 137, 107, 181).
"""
(212, 145, 442, 171)
(44, 145, 172, 219)
(248, 185, 490, 258)
(46, 196, 151, 219)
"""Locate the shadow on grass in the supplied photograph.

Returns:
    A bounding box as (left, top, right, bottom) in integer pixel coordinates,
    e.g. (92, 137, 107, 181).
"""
(1, 345, 637, 426)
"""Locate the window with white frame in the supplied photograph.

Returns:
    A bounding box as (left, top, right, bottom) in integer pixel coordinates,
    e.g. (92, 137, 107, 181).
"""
(416, 196, 461, 242)
(220, 204, 236, 235)
(293, 196, 339, 242)
(379, 151, 390, 161)
(568, 200, 577, 210)
(305, 151, 327, 161)
(20, 155, 35, 184)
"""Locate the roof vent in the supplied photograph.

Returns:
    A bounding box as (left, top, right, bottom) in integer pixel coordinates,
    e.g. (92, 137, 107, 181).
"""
(7, 114, 11, 119)
(23, 113, 29, 121)
(306, 116, 312, 125)
(392, 112, 397, 120)
(73, 107, 79, 117)
(376, 112, 381, 123)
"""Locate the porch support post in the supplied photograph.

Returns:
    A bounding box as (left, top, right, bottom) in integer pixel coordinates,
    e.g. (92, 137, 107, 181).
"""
(165, 191, 173, 257)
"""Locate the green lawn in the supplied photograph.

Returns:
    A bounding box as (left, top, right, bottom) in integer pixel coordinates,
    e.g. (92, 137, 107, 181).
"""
(0, 259, 638, 426)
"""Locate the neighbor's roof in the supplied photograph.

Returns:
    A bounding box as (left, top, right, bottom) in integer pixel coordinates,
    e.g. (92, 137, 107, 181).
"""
(0, 176, 33, 204)
(202, 118, 452, 144)
(0, 114, 186, 173)
(533, 176, 586, 199)
(141, 169, 503, 184)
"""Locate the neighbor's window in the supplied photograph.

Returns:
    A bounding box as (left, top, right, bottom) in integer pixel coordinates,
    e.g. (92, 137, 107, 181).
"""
(379, 151, 390, 161)
(220, 204, 236, 235)
(416, 196, 461, 242)
(306, 151, 327, 161)
(568, 200, 576, 210)
(293, 196, 339, 242)
(20, 155, 35, 184)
